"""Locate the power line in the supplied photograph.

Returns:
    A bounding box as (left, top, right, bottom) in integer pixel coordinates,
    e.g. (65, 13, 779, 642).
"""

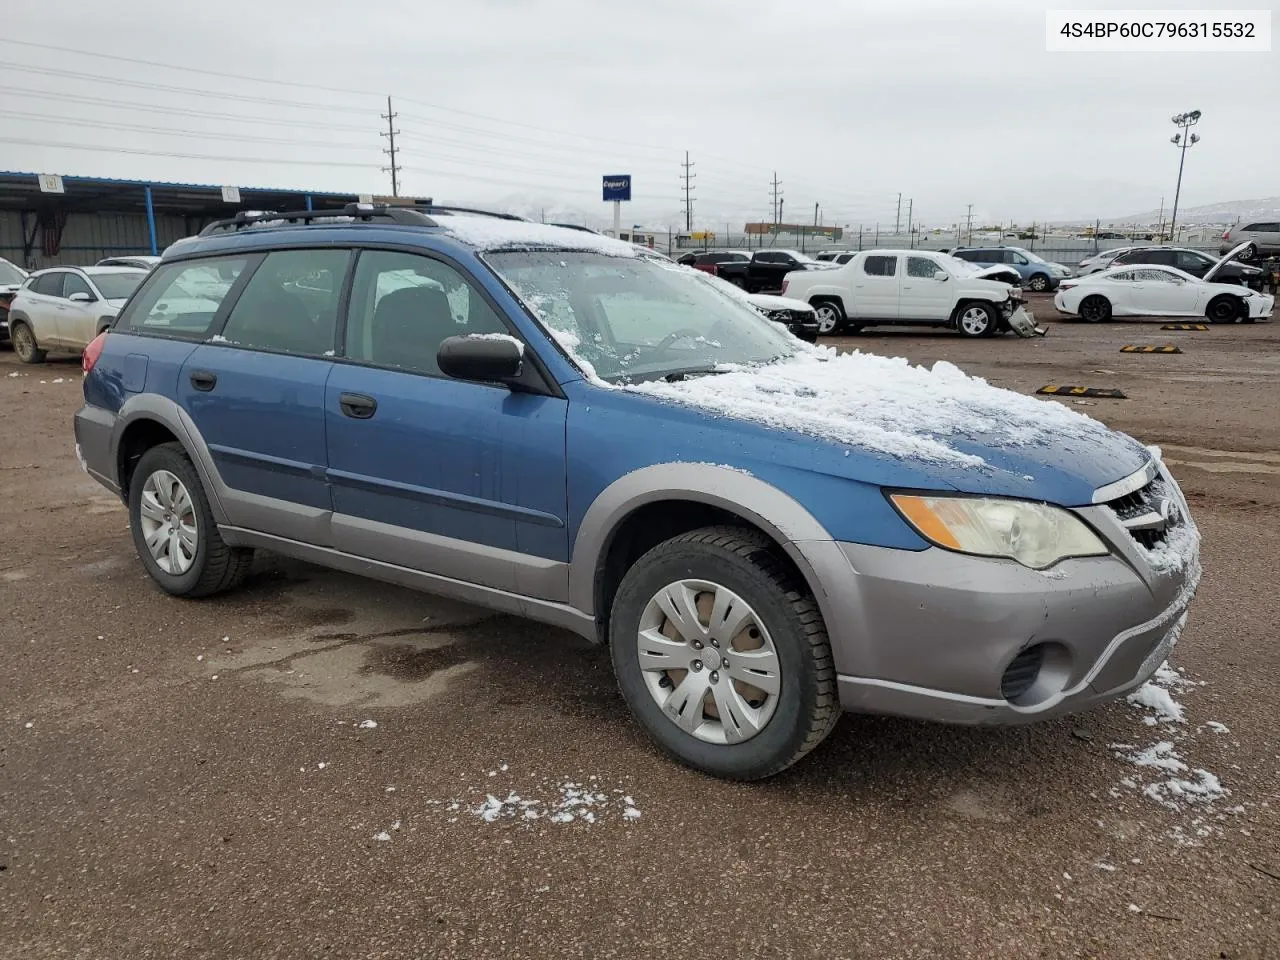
(2, 137, 379, 169)
(380, 96, 400, 198)
(680, 151, 695, 232)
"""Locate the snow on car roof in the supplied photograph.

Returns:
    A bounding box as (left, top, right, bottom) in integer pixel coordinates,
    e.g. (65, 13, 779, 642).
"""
(628, 347, 1122, 467)
(441, 215, 638, 256)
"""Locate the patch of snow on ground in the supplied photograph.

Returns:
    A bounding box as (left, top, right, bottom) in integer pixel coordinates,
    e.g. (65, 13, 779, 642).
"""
(629, 347, 1136, 469)
(1127, 682, 1185, 723)
(356, 719, 378, 729)
(1203, 721, 1230, 734)
(418, 775, 641, 827)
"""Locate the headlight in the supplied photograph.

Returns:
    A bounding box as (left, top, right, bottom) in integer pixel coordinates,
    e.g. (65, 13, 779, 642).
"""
(891, 494, 1108, 569)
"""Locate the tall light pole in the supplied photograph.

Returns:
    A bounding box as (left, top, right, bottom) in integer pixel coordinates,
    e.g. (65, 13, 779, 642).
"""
(1167, 110, 1201, 244)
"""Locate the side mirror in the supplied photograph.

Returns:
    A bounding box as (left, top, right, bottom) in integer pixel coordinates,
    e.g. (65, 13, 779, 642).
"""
(68, 291, 96, 303)
(933, 270, 949, 281)
(437, 334, 524, 384)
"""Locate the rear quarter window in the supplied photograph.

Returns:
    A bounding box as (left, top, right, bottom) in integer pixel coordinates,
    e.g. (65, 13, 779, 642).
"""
(115, 257, 252, 339)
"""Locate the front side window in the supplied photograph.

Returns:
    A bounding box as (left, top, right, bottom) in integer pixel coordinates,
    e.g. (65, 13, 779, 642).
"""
(120, 257, 250, 338)
(1107, 271, 1134, 282)
(487, 251, 792, 383)
(1007, 251, 1029, 265)
(345, 250, 507, 376)
(219, 249, 348, 356)
(1135, 269, 1177, 283)
(907, 257, 939, 279)
(63, 273, 93, 299)
(89, 273, 145, 301)
(862, 255, 897, 277)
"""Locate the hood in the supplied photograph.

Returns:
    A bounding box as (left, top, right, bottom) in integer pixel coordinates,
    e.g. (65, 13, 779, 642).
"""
(747, 292, 814, 313)
(1204, 240, 1254, 283)
(623, 348, 1149, 506)
(804, 261, 840, 271)
(0, 284, 21, 295)
(974, 264, 1020, 283)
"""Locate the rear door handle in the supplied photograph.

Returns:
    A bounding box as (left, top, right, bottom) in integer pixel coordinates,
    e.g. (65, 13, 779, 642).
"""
(189, 370, 217, 391)
(339, 392, 377, 419)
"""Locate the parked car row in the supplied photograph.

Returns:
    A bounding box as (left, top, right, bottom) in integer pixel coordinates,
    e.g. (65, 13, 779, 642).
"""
(0, 257, 29, 343)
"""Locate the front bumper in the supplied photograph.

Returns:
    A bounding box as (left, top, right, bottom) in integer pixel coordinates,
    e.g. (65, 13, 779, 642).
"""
(1247, 293, 1274, 319)
(821, 485, 1199, 725)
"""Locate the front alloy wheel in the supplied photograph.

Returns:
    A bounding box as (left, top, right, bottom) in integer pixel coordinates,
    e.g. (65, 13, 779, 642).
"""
(957, 304, 994, 337)
(637, 579, 781, 744)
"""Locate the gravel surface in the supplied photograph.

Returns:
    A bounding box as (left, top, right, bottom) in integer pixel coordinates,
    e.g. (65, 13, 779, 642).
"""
(2, 307, 1278, 959)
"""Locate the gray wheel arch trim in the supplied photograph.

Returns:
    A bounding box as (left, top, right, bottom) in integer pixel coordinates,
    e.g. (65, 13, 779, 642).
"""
(111, 393, 230, 525)
(569, 462, 848, 629)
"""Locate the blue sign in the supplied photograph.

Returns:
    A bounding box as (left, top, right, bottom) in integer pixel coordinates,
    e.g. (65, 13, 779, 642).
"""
(602, 175, 632, 202)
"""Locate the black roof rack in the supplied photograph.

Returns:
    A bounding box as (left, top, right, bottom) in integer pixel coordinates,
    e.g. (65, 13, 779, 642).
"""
(415, 205, 530, 222)
(198, 202, 438, 236)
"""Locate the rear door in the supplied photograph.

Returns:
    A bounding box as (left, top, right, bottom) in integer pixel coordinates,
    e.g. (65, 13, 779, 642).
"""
(849, 254, 900, 319)
(324, 248, 569, 597)
(175, 248, 351, 545)
(24, 272, 69, 345)
(899, 255, 951, 320)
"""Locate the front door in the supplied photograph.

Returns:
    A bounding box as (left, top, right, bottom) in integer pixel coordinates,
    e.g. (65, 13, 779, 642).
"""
(1129, 268, 1194, 315)
(898, 255, 952, 320)
(324, 249, 569, 598)
(175, 248, 351, 545)
(849, 254, 900, 319)
(58, 272, 101, 348)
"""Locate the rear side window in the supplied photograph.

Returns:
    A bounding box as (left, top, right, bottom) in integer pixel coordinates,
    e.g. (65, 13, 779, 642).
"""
(951, 251, 977, 262)
(31, 273, 65, 297)
(119, 257, 250, 338)
(862, 255, 897, 277)
(219, 249, 349, 356)
(1175, 251, 1208, 270)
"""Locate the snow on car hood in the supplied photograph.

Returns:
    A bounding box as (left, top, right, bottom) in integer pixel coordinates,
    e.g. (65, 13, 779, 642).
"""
(627, 347, 1149, 502)
(746, 292, 814, 313)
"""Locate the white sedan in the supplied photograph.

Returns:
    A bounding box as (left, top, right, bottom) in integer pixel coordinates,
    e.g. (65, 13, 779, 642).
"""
(1055, 263, 1274, 323)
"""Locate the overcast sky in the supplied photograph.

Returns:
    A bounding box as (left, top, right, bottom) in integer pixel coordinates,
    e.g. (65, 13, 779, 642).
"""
(3, 0, 1276, 229)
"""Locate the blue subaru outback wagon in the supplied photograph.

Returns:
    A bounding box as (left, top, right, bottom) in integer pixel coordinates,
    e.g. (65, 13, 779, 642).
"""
(75, 204, 1201, 780)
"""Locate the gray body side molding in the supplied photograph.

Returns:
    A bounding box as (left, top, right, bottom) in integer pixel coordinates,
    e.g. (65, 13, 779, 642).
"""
(568, 462, 851, 636)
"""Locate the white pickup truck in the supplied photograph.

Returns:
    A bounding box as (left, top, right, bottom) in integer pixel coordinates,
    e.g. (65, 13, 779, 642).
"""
(780, 249, 1042, 338)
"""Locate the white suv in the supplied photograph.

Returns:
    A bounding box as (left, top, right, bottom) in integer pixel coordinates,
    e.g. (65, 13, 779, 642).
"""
(7, 266, 147, 363)
(1219, 222, 1280, 260)
(780, 249, 1040, 337)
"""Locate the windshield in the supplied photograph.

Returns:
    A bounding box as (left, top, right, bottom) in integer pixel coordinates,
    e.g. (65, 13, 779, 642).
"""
(940, 255, 983, 277)
(1013, 247, 1046, 264)
(0, 261, 25, 284)
(91, 273, 145, 300)
(486, 251, 794, 382)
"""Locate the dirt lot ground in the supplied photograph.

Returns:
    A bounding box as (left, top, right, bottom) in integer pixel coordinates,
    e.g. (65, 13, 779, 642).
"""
(2, 301, 1278, 960)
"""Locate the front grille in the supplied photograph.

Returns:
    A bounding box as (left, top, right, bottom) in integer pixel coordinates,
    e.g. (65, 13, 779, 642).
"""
(1001, 645, 1044, 701)
(1101, 475, 1180, 549)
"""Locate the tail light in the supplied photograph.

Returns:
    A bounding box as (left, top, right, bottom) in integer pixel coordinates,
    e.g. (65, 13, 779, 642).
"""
(83, 331, 107, 373)
(780, 280, 789, 294)
(1222, 230, 1231, 240)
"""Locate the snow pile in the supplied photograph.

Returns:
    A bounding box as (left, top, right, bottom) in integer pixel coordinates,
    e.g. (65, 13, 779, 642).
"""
(443, 217, 636, 256)
(629, 348, 1130, 467)
(469, 782, 640, 826)
(1111, 660, 1238, 840)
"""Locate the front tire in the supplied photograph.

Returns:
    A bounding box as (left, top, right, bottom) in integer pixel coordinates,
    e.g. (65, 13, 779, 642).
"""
(1206, 295, 1243, 324)
(10, 321, 46, 364)
(955, 302, 996, 337)
(128, 442, 253, 598)
(609, 527, 839, 780)
(1026, 273, 1050, 292)
(1078, 295, 1112, 323)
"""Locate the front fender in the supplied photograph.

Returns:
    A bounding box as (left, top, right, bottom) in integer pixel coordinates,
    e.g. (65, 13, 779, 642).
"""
(568, 462, 855, 642)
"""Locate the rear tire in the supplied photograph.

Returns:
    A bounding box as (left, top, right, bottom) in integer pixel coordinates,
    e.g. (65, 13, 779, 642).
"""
(609, 526, 839, 780)
(128, 442, 254, 598)
(1238, 243, 1258, 262)
(1078, 295, 1112, 323)
(811, 299, 845, 335)
(1206, 295, 1243, 324)
(10, 321, 46, 364)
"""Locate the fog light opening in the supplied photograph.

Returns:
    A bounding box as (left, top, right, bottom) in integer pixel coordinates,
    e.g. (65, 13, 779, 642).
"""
(1001, 642, 1072, 707)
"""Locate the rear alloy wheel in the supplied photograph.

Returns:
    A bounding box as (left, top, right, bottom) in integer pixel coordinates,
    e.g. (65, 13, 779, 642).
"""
(1026, 273, 1050, 292)
(609, 527, 839, 780)
(1078, 295, 1112, 323)
(10, 322, 46, 364)
(1206, 295, 1243, 324)
(956, 303, 996, 337)
(1238, 243, 1258, 262)
(812, 300, 844, 335)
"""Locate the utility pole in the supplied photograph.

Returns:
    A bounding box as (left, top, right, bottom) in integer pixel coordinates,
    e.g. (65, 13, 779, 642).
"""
(1168, 110, 1202, 244)
(770, 172, 783, 233)
(380, 96, 400, 197)
(907, 198, 913, 237)
(895, 193, 902, 235)
(965, 204, 974, 245)
(1157, 195, 1166, 242)
(679, 151, 696, 234)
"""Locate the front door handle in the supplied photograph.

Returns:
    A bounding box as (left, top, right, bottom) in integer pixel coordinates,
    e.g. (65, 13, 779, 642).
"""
(189, 370, 217, 391)
(339, 392, 377, 419)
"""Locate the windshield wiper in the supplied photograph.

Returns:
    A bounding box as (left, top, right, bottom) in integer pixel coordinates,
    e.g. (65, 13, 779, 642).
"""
(661, 366, 726, 382)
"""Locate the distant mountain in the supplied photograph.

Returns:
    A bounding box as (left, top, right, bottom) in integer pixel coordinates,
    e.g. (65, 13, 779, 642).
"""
(1059, 197, 1280, 228)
